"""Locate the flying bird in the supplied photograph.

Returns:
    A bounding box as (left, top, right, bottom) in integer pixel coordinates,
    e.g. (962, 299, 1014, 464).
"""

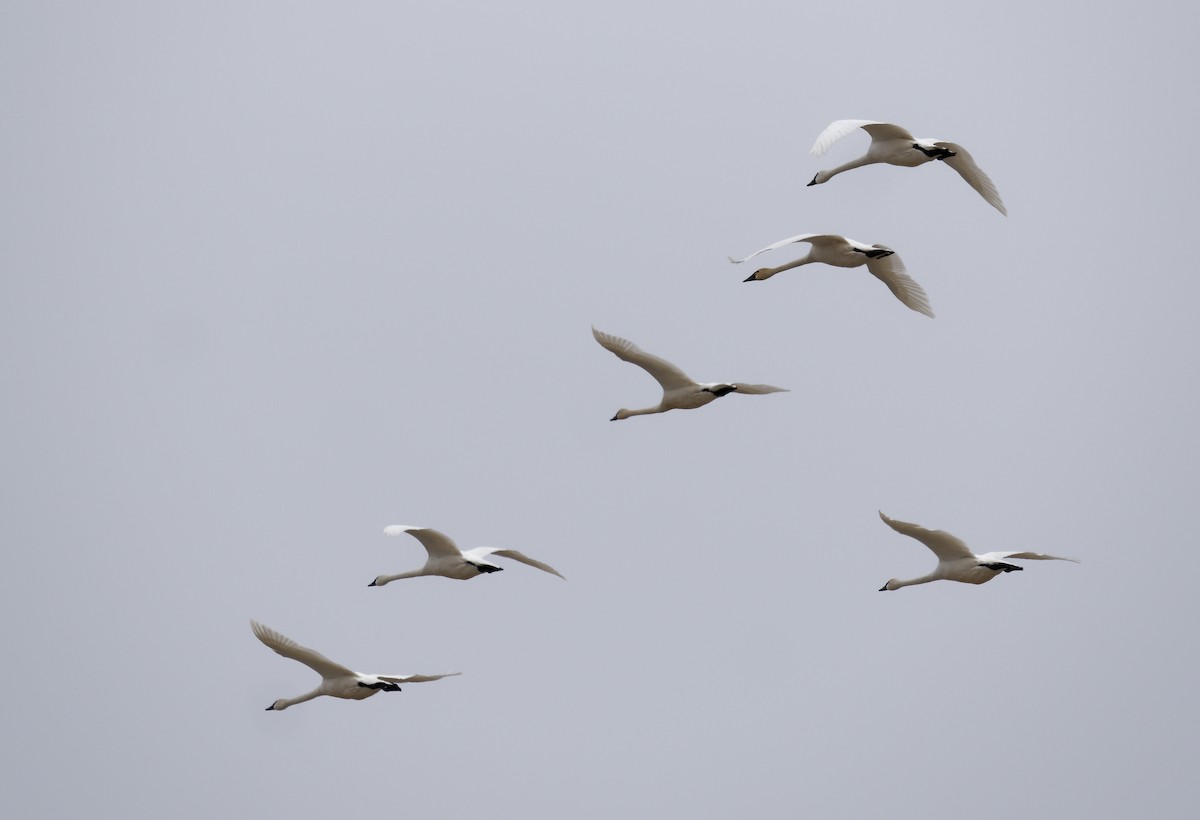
(808, 119, 1006, 215)
(369, 525, 565, 585)
(876, 512, 1079, 591)
(251, 620, 460, 711)
(592, 326, 787, 420)
(729, 233, 933, 317)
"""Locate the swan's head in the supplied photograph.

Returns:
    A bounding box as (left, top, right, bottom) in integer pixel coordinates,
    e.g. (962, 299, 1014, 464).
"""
(611, 409, 631, 421)
(368, 576, 389, 587)
(266, 699, 288, 711)
(807, 171, 828, 186)
(879, 579, 900, 592)
(744, 268, 775, 282)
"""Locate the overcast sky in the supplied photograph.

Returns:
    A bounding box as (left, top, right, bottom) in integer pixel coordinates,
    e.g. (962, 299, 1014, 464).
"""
(4, 2, 1199, 818)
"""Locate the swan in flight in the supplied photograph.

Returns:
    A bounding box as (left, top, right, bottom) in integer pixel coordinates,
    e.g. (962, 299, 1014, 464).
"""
(369, 525, 565, 586)
(876, 512, 1079, 591)
(808, 119, 1006, 215)
(251, 620, 460, 711)
(592, 326, 787, 420)
(729, 233, 933, 317)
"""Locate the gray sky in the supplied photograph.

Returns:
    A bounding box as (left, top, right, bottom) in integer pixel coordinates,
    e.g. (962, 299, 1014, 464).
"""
(3, 2, 1198, 818)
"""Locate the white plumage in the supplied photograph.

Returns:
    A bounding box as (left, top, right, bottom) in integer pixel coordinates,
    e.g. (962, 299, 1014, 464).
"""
(876, 512, 1079, 591)
(369, 525, 565, 585)
(808, 119, 1006, 215)
(251, 620, 460, 711)
(730, 233, 934, 317)
(592, 327, 787, 420)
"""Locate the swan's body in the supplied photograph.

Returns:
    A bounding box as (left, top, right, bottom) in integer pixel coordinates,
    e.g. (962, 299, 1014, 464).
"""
(251, 620, 460, 710)
(877, 512, 1078, 591)
(369, 525, 565, 586)
(730, 233, 933, 317)
(808, 119, 1006, 215)
(592, 326, 787, 420)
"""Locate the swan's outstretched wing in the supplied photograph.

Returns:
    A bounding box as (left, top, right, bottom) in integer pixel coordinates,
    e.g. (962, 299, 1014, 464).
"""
(811, 120, 912, 156)
(977, 550, 1081, 564)
(592, 327, 694, 392)
(733, 384, 789, 395)
(470, 547, 566, 579)
(864, 254, 935, 318)
(378, 672, 463, 684)
(383, 525, 463, 559)
(728, 233, 821, 264)
(938, 142, 1007, 215)
(251, 620, 355, 680)
(878, 512, 973, 562)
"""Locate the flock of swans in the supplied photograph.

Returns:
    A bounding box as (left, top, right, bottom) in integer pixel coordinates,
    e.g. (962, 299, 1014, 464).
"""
(253, 119, 1077, 710)
(254, 524, 563, 710)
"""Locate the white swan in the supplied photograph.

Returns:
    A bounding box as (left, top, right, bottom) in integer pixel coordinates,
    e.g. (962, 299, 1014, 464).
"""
(592, 326, 787, 420)
(877, 512, 1079, 591)
(729, 233, 933, 317)
(369, 525, 565, 586)
(251, 620, 460, 711)
(808, 119, 1007, 215)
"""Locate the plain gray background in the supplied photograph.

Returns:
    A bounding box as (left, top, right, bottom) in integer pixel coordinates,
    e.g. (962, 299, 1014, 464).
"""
(3, 2, 1198, 818)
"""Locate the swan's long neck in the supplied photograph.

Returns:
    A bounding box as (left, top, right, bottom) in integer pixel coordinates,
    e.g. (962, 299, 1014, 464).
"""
(614, 404, 667, 420)
(886, 572, 939, 591)
(273, 687, 322, 710)
(373, 569, 429, 585)
(755, 254, 812, 280)
(813, 155, 873, 184)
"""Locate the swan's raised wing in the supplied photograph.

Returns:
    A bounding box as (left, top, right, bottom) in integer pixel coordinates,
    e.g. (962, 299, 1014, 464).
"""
(878, 512, 973, 562)
(728, 233, 820, 265)
(733, 383, 789, 395)
(469, 547, 566, 579)
(864, 254, 935, 318)
(977, 550, 1081, 564)
(811, 120, 913, 156)
(383, 525, 463, 559)
(861, 122, 917, 143)
(592, 327, 694, 392)
(378, 672, 463, 684)
(251, 620, 355, 680)
(938, 143, 1007, 215)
